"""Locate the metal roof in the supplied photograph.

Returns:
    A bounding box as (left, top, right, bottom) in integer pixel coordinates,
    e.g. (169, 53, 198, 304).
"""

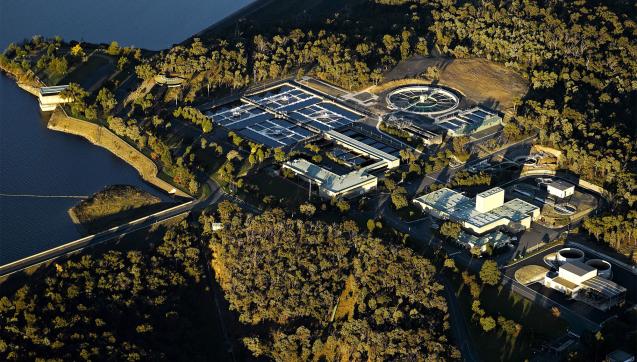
(325, 130, 398, 163)
(560, 261, 596, 277)
(414, 187, 539, 228)
(39, 85, 69, 96)
(284, 159, 376, 194)
(477, 187, 504, 198)
(458, 230, 510, 247)
(582, 276, 627, 298)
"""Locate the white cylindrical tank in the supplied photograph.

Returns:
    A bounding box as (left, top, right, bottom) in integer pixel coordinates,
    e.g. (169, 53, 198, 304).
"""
(586, 259, 612, 279)
(556, 248, 585, 265)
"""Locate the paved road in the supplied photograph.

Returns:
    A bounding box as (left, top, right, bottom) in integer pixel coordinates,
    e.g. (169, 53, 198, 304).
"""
(0, 200, 196, 277)
(440, 276, 481, 362)
(0, 176, 235, 278)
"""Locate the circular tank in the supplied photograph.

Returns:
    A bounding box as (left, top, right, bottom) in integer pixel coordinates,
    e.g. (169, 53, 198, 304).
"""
(556, 248, 585, 265)
(386, 86, 460, 115)
(586, 259, 612, 279)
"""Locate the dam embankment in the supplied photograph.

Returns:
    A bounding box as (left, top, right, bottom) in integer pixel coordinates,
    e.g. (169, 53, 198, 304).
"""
(47, 109, 190, 198)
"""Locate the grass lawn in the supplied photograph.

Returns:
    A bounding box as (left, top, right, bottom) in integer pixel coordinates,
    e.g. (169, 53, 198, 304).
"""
(60, 53, 115, 91)
(449, 272, 568, 361)
(514, 265, 549, 285)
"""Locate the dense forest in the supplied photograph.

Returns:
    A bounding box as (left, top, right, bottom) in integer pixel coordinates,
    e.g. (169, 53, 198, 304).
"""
(205, 201, 460, 360)
(0, 222, 214, 360)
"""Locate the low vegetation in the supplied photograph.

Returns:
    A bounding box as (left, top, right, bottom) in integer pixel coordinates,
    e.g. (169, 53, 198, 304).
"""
(69, 185, 161, 231)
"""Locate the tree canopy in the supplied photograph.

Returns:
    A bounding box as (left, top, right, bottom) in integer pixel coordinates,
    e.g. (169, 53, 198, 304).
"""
(206, 201, 460, 360)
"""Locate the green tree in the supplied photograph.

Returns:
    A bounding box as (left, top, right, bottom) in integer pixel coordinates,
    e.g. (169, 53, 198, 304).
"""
(106, 41, 120, 55)
(390, 186, 408, 210)
(135, 63, 155, 80)
(117, 56, 128, 70)
(47, 56, 68, 77)
(479, 260, 501, 286)
(299, 203, 316, 217)
(480, 316, 496, 332)
(367, 219, 376, 233)
(70, 43, 84, 57)
(440, 221, 461, 240)
(96, 88, 117, 115)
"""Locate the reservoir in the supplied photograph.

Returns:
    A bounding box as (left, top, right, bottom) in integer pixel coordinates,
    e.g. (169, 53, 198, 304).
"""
(0, 0, 253, 264)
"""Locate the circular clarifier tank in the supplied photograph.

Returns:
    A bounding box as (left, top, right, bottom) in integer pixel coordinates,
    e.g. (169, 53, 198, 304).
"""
(586, 259, 612, 279)
(386, 85, 460, 115)
(556, 248, 585, 265)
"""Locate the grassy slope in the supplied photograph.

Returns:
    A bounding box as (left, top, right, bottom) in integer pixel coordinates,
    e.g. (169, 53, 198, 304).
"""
(69, 185, 163, 232)
(377, 56, 529, 113)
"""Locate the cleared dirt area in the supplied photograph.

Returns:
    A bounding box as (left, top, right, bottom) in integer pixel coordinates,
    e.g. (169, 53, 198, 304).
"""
(375, 56, 529, 113)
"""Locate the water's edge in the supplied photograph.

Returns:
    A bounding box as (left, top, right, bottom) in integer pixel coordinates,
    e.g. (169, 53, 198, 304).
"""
(47, 109, 191, 198)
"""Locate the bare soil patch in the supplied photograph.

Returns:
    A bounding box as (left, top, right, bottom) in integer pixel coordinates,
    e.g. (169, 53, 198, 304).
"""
(376, 56, 529, 113)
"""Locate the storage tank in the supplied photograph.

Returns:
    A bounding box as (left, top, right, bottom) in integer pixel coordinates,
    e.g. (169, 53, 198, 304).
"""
(586, 259, 612, 279)
(556, 248, 585, 265)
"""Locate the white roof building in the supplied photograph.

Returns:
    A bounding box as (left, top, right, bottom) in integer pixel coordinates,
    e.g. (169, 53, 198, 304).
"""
(543, 260, 627, 311)
(413, 187, 540, 234)
(282, 159, 378, 199)
(38, 85, 71, 111)
(547, 180, 575, 199)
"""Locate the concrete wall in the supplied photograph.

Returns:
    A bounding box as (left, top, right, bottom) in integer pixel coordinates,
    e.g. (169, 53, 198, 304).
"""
(519, 169, 610, 200)
(48, 110, 190, 198)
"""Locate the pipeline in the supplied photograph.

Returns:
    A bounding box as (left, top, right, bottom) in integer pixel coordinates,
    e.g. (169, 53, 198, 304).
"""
(0, 193, 88, 199)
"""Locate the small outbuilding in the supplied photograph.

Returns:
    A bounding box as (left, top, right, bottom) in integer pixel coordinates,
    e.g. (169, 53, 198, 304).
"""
(547, 180, 575, 199)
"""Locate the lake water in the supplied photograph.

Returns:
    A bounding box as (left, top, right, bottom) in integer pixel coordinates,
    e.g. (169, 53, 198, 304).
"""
(0, 0, 253, 264)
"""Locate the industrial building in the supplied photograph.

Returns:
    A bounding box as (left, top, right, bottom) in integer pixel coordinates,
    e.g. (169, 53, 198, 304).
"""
(413, 187, 540, 234)
(208, 81, 364, 148)
(383, 85, 503, 141)
(543, 261, 626, 311)
(324, 130, 400, 171)
(283, 130, 400, 199)
(282, 159, 378, 199)
(434, 107, 503, 136)
(38, 85, 70, 111)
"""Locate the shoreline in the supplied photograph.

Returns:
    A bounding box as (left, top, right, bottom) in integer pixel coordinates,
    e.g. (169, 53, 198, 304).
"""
(47, 109, 191, 198)
(0, 67, 191, 199)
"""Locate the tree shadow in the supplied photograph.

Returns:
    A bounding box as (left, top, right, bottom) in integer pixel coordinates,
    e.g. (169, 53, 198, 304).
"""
(479, 97, 500, 111)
